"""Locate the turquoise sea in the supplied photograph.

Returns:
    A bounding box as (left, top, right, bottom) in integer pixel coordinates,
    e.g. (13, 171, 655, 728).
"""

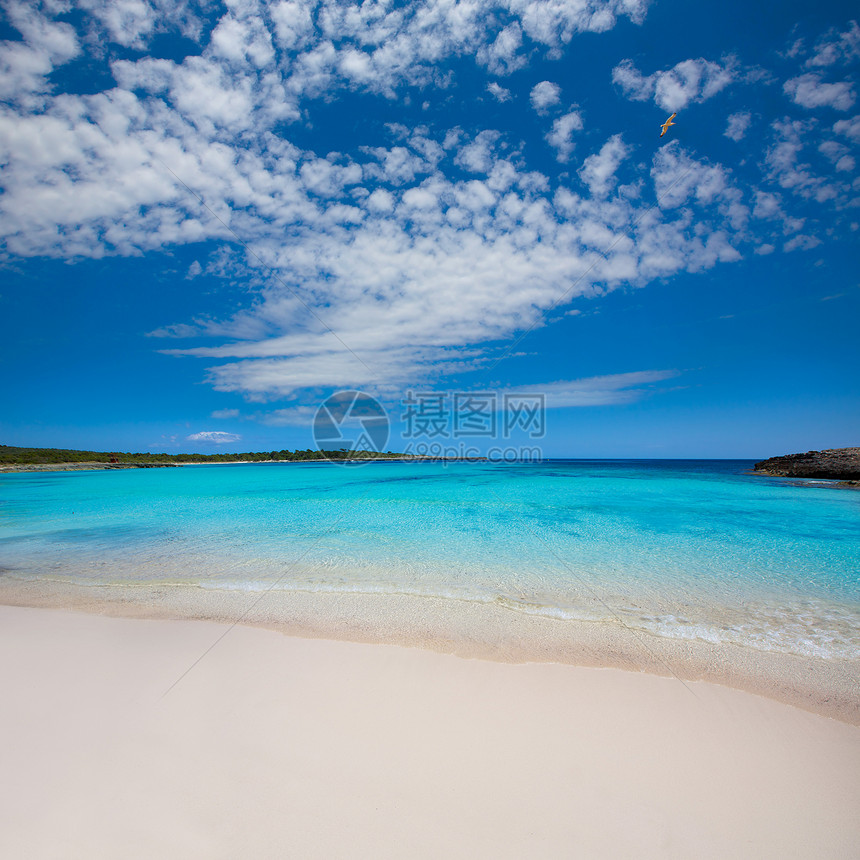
(1, 460, 858, 660)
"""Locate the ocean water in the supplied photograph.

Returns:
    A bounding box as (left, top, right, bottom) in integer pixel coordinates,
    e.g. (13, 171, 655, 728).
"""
(1, 460, 858, 660)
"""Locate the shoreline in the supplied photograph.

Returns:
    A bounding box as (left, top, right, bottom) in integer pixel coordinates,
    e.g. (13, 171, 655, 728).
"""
(2, 576, 857, 724)
(0, 461, 181, 472)
(1, 603, 859, 858)
(750, 471, 860, 490)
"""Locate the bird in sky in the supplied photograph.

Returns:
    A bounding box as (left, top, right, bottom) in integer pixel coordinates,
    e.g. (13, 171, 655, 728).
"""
(659, 113, 677, 137)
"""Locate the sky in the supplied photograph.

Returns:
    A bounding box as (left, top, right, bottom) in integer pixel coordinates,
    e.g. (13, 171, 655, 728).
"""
(0, 0, 858, 458)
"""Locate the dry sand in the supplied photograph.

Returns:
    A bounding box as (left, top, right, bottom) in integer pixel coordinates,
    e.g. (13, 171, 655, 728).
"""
(1, 605, 858, 859)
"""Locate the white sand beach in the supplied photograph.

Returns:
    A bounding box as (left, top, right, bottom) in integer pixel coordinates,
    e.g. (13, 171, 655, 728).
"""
(1, 604, 858, 859)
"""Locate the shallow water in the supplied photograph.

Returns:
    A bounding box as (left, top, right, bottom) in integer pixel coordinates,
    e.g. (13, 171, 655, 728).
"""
(1, 460, 858, 659)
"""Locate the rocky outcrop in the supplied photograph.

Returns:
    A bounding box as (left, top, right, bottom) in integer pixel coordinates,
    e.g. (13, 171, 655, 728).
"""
(753, 448, 860, 480)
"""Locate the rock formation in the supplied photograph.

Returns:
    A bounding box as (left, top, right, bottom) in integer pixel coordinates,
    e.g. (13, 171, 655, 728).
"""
(753, 447, 860, 481)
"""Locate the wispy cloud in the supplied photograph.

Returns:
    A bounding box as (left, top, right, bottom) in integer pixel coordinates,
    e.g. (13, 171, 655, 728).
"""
(186, 430, 242, 444)
(504, 370, 681, 408)
(764, 117, 857, 207)
(253, 370, 682, 428)
(805, 21, 860, 68)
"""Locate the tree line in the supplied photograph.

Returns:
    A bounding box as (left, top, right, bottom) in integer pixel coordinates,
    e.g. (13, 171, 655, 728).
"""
(0, 445, 403, 465)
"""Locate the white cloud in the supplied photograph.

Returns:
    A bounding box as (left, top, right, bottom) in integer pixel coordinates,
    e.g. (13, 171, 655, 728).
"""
(529, 80, 561, 113)
(52, 0, 652, 126)
(400, 185, 439, 210)
(579, 134, 629, 197)
(0, 2, 79, 104)
(806, 21, 860, 68)
(752, 191, 783, 220)
(818, 139, 849, 163)
(652, 143, 738, 210)
(784, 73, 856, 111)
(0, 100, 776, 400)
(0, 0, 853, 406)
(211, 408, 240, 419)
(301, 157, 363, 197)
(764, 118, 856, 207)
(0, 0, 648, 122)
(361, 145, 429, 185)
(455, 131, 501, 174)
(279, 0, 648, 100)
(486, 81, 511, 102)
(187, 430, 242, 443)
(76, 0, 206, 49)
(149, 137, 764, 401)
(833, 115, 860, 141)
(270, 0, 315, 51)
(478, 22, 526, 75)
(0, 82, 786, 403)
(783, 234, 821, 252)
(83, 0, 157, 49)
(365, 188, 395, 213)
(724, 111, 751, 141)
(546, 111, 583, 162)
(612, 57, 736, 112)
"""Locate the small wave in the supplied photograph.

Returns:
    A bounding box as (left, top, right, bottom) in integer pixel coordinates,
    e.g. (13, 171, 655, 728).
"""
(194, 582, 860, 660)
(6, 567, 859, 662)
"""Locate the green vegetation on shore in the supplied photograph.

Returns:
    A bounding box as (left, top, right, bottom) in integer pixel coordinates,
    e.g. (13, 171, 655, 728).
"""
(0, 444, 405, 465)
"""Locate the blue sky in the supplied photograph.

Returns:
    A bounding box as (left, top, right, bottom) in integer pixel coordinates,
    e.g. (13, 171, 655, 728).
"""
(0, 0, 857, 458)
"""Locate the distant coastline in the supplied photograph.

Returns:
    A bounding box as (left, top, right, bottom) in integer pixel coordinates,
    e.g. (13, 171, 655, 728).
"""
(0, 444, 486, 473)
(0, 443, 404, 468)
(0, 458, 490, 473)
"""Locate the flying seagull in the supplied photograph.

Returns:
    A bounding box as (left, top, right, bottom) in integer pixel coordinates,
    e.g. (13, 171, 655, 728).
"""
(659, 112, 677, 138)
